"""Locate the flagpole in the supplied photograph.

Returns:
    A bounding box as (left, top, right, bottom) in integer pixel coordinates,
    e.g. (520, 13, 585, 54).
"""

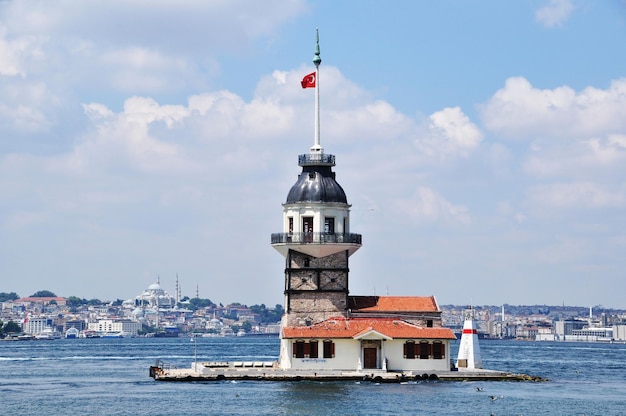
(312, 29, 322, 155)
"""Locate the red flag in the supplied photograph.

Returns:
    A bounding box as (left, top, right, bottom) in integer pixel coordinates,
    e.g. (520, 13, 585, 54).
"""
(301, 72, 316, 89)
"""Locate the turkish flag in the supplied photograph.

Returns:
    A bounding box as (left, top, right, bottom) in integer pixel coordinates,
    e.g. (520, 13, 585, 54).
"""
(301, 72, 316, 89)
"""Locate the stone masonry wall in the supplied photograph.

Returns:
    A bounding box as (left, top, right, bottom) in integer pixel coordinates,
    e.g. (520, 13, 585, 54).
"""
(284, 250, 349, 327)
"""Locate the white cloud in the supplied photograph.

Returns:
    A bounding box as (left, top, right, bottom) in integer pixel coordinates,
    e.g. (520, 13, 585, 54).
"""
(326, 100, 413, 144)
(100, 48, 191, 93)
(394, 186, 471, 226)
(535, 0, 574, 28)
(46, 98, 190, 175)
(481, 77, 626, 141)
(0, 81, 59, 132)
(524, 133, 626, 178)
(4, 211, 48, 229)
(1, 1, 308, 52)
(535, 236, 588, 265)
(528, 181, 625, 210)
(415, 107, 483, 160)
(0, 23, 45, 77)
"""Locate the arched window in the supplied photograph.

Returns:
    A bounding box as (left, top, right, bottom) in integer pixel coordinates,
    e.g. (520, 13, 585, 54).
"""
(432, 341, 444, 359)
(293, 340, 319, 358)
(419, 341, 430, 359)
(293, 340, 305, 358)
(403, 340, 416, 359)
(309, 340, 319, 358)
(323, 340, 335, 358)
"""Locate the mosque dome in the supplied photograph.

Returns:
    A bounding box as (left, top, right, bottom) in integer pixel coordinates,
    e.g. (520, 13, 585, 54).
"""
(148, 283, 162, 291)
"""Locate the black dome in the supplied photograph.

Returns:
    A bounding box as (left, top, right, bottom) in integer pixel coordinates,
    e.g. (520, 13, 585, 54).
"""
(286, 165, 348, 204)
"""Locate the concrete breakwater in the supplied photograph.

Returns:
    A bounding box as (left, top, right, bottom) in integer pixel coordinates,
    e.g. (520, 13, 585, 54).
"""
(149, 360, 546, 383)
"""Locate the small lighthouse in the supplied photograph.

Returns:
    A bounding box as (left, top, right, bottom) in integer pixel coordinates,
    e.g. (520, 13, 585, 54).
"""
(456, 309, 483, 369)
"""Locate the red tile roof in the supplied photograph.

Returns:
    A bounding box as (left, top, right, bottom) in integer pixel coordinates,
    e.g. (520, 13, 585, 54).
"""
(349, 296, 439, 312)
(282, 317, 455, 340)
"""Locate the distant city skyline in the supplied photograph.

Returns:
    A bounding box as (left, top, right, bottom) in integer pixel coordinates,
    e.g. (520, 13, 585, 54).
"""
(1, 1, 625, 308)
(4, 287, 624, 316)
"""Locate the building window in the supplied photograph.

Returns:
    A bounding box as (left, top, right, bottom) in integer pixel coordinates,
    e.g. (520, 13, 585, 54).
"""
(426, 320, 433, 328)
(294, 340, 305, 358)
(303, 217, 313, 242)
(419, 341, 430, 359)
(323, 340, 335, 358)
(304, 258, 310, 267)
(302, 217, 313, 233)
(288, 217, 293, 234)
(324, 217, 334, 234)
(404, 341, 416, 359)
(293, 340, 320, 358)
(432, 341, 444, 359)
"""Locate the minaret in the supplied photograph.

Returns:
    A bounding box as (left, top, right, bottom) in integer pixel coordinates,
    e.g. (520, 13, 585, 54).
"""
(175, 274, 180, 304)
(271, 30, 362, 327)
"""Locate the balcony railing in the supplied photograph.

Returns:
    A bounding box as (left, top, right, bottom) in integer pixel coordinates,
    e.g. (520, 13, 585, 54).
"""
(271, 232, 362, 245)
(298, 153, 335, 166)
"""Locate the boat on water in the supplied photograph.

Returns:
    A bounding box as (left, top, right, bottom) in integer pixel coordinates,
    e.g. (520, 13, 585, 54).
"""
(153, 326, 179, 338)
(34, 329, 62, 340)
(100, 332, 126, 338)
(2, 334, 36, 341)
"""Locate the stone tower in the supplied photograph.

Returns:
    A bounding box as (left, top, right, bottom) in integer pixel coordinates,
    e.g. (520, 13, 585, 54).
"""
(271, 30, 362, 327)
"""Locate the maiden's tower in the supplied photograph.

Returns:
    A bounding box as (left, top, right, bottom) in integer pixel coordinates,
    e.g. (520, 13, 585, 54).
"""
(271, 31, 455, 373)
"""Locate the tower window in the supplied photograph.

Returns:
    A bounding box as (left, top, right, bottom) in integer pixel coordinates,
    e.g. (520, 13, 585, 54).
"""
(288, 217, 293, 234)
(302, 217, 313, 233)
(304, 258, 310, 267)
(324, 217, 335, 234)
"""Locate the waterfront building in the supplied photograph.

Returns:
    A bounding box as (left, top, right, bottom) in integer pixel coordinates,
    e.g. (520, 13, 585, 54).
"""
(22, 316, 55, 335)
(87, 319, 142, 335)
(555, 319, 587, 337)
(613, 325, 626, 341)
(271, 32, 455, 373)
(64, 319, 87, 332)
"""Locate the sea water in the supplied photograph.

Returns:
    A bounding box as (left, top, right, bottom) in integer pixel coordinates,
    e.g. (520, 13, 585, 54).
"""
(1, 337, 625, 415)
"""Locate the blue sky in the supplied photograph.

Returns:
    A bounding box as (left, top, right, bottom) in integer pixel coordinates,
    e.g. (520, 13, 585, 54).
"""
(1, 0, 625, 308)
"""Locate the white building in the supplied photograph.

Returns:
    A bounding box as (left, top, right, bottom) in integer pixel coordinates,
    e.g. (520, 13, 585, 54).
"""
(23, 316, 55, 334)
(135, 282, 176, 309)
(88, 319, 142, 335)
